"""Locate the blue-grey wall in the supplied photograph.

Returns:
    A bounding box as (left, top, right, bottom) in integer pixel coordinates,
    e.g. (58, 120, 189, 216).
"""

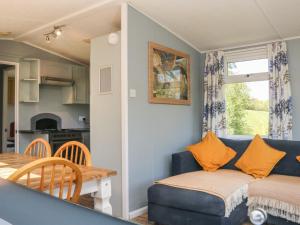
(127, 6, 205, 211)
(287, 39, 300, 140)
(0, 40, 76, 64)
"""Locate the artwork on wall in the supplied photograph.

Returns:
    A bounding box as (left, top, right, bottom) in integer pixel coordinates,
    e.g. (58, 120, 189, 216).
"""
(148, 42, 191, 105)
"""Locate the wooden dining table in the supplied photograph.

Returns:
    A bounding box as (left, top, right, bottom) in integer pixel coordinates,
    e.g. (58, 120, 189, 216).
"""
(0, 153, 117, 215)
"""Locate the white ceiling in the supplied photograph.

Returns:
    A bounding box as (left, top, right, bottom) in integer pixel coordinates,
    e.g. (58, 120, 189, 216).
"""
(1, 0, 300, 63)
(0, 0, 121, 64)
(130, 0, 300, 52)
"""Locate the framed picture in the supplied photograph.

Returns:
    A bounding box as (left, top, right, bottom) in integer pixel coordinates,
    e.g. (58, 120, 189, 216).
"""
(148, 42, 191, 105)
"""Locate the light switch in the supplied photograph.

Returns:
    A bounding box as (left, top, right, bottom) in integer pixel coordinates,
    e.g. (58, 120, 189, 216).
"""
(129, 89, 136, 98)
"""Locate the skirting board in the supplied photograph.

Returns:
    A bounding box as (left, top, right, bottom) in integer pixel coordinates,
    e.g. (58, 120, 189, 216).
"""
(129, 206, 148, 219)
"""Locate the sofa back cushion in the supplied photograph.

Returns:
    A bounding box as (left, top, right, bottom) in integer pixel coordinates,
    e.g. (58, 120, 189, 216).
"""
(220, 138, 251, 171)
(220, 138, 300, 177)
(264, 139, 300, 176)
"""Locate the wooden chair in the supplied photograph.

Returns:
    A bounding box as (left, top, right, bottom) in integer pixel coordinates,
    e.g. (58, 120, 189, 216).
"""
(54, 141, 92, 166)
(8, 157, 82, 203)
(24, 138, 52, 158)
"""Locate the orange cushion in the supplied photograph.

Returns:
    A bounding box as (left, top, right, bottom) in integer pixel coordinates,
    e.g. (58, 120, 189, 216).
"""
(296, 156, 300, 162)
(186, 131, 236, 171)
(235, 135, 286, 178)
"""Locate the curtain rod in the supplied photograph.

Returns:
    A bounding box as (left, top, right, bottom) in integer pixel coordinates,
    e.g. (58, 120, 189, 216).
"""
(201, 35, 300, 53)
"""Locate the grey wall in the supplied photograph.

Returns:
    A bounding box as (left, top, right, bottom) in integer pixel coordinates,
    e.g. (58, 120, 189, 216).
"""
(90, 33, 122, 217)
(287, 39, 300, 140)
(19, 86, 89, 130)
(0, 40, 76, 64)
(127, 6, 204, 211)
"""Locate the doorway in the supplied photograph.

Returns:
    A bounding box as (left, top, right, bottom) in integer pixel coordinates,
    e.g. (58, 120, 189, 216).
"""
(0, 61, 19, 153)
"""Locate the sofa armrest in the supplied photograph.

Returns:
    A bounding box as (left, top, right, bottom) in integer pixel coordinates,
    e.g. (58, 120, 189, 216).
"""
(172, 151, 201, 176)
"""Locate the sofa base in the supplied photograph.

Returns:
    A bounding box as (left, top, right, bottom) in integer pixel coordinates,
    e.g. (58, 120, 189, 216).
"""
(148, 202, 248, 225)
(267, 215, 299, 225)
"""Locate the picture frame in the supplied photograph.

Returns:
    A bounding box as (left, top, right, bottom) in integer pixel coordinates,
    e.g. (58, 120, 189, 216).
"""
(148, 42, 191, 105)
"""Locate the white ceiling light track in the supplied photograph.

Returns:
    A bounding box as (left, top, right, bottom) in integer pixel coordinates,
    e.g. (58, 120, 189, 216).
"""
(44, 25, 65, 43)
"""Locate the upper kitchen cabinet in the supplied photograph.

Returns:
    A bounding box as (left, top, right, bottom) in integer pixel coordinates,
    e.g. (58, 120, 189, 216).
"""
(19, 59, 88, 104)
(62, 65, 89, 104)
(19, 58, 40, 102)
(40, 60, 72, 79)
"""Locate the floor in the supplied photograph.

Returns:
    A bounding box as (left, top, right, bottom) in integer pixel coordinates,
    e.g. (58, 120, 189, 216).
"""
(131, 214, 152, 225)
(131, 213, 252, 225)
(78, 194, 94, 209)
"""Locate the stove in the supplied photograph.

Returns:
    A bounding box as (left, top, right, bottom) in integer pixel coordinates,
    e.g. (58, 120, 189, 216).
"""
(48, 130, 83, 154)
(30, 113, 83, 154)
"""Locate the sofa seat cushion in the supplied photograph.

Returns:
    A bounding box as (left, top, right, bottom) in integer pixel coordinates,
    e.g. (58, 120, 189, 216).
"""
(148, 184, 226, 216)
(149, 170, 254, 217)
(248, 174, 300, 223)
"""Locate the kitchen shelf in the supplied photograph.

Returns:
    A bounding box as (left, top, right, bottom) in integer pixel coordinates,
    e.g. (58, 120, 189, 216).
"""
(20, 100, 39, 103)
(19, 58, 40, 103)
(21, 78, 39, 81)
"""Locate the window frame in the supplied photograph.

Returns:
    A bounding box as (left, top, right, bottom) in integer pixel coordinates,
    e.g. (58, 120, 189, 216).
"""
(224, 46, 269, 84)
(223, 46, 270, 138)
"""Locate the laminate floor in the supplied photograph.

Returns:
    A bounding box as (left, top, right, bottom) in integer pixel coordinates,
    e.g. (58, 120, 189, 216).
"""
(131, 213, 252, 225)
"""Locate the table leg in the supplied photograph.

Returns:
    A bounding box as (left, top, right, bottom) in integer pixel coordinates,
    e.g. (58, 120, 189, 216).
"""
(92, 177, 112, 215)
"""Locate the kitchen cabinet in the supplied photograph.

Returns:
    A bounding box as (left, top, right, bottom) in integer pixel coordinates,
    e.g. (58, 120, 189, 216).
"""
(40, 60, 72, 79)
(62, 65, 89, 104)
(19, 58, 40, 102)
(19, 59, 89, 104)
(19, 59, 74, 103)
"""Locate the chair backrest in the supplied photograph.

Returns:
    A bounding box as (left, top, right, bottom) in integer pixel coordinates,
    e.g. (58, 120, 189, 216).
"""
(24, 138, 52, 158)
(8, 157, 82, 203)
(54, 141, 92, 166)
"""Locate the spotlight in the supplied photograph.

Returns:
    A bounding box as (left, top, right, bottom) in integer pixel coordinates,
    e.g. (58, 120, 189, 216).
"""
(45, 35, 50, 43)
(44, 25, 65, 43)
(54, 28, 62, 36)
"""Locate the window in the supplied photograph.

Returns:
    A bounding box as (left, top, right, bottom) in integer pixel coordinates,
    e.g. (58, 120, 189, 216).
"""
(228, 59, 269, 76)
(224, 46, 269, 137)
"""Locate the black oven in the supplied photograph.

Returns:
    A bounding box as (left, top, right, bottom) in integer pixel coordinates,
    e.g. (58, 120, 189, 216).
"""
(49, 131, 83, 155)
(31, 113, 83, 155)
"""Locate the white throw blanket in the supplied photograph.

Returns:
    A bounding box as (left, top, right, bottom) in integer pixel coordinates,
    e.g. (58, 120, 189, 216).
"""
(248, 174, 300, 223)
(156, 169, 254, 217)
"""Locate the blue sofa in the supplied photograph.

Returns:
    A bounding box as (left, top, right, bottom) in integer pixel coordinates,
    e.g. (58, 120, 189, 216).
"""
(148, 138, 300, 225)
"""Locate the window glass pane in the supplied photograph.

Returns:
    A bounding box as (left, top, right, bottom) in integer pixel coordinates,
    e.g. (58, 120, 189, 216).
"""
(228, 59, 268, 76)
(225, 81, 269, 136)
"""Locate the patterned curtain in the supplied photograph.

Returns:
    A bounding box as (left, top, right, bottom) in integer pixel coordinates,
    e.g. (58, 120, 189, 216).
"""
(268, 41, 293, 140)
(202, 51, 226, 137)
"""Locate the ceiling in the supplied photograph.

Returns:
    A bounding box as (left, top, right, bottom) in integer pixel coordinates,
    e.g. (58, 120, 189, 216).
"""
(0, 0, 122, 64)
(1, 0, 299, 64)
(130, 0, 300, 52)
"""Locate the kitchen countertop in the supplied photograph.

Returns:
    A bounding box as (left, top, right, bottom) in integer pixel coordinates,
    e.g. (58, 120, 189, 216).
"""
(19, 128, 90, 134)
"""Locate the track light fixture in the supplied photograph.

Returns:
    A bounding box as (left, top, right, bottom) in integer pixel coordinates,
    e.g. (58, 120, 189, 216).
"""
(44, 25, 65, 43)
